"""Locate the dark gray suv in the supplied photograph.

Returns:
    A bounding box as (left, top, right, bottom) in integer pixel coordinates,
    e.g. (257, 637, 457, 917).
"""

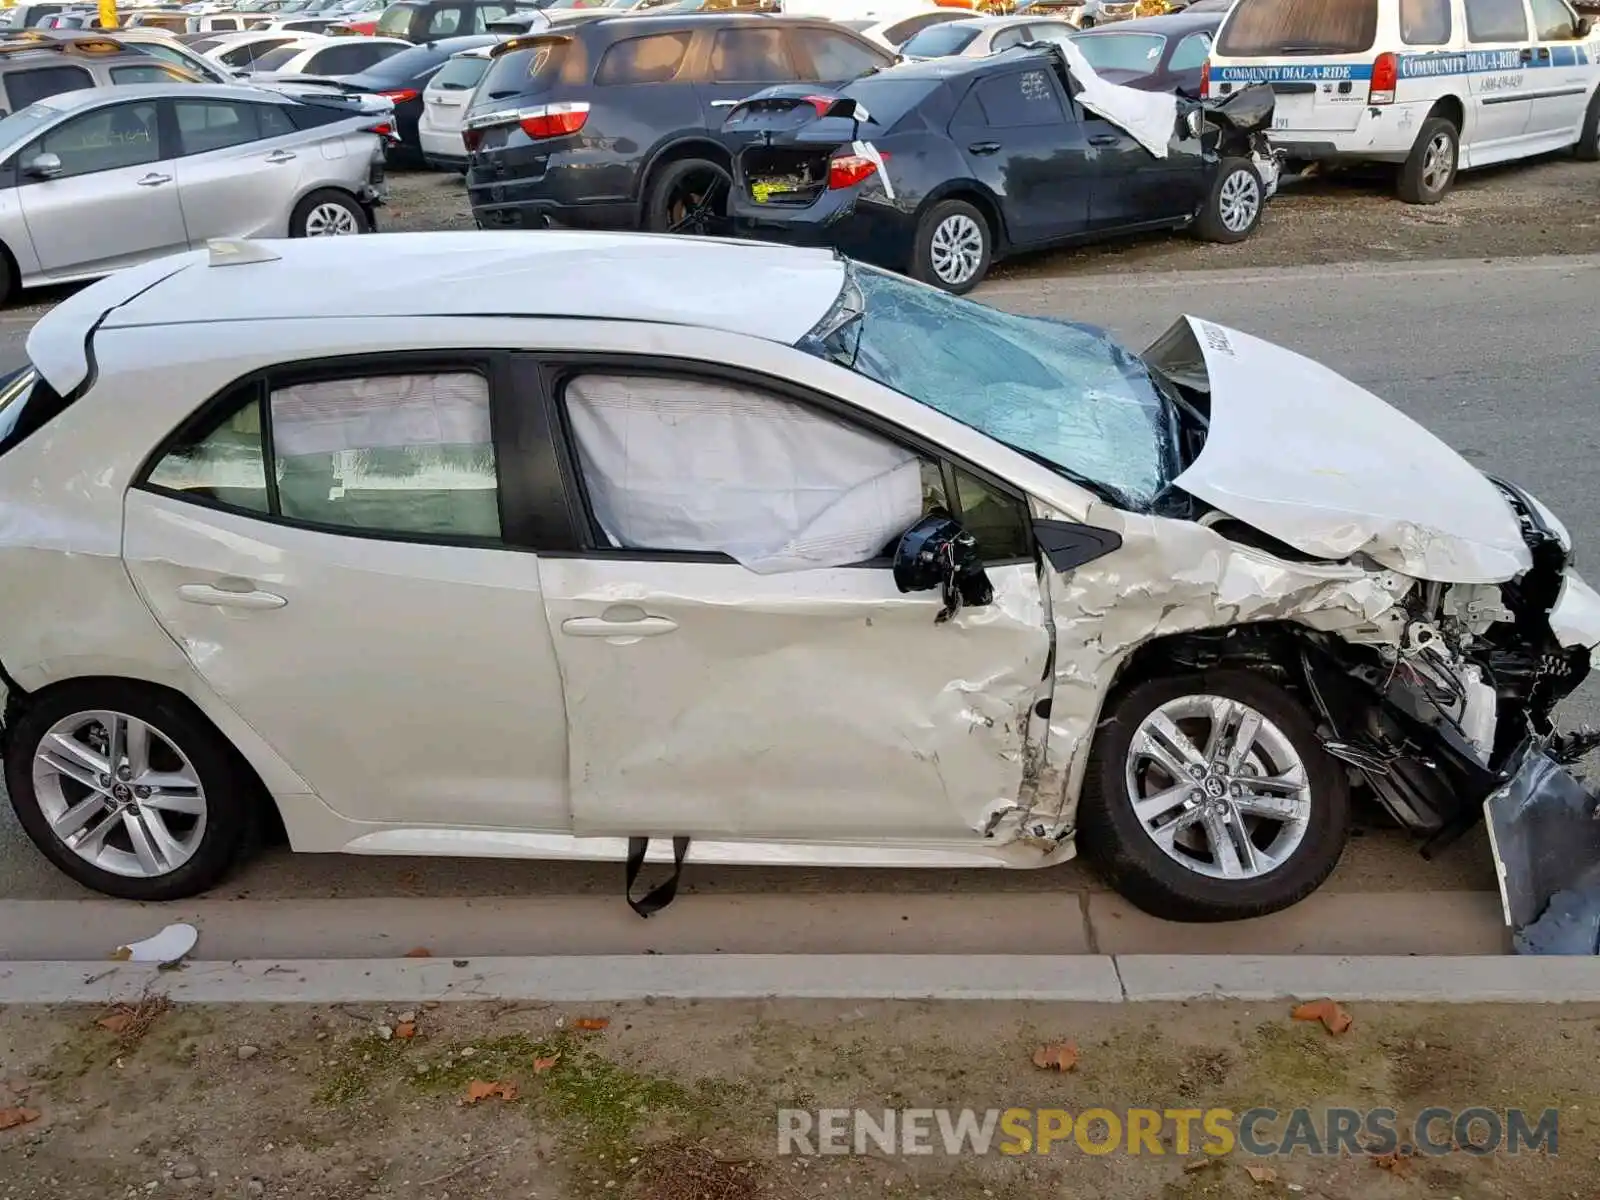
(464, 14, 893, 234)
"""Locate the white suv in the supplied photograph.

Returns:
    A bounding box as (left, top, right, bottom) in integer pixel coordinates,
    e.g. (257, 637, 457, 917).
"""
(1204, 0, 1600, 202)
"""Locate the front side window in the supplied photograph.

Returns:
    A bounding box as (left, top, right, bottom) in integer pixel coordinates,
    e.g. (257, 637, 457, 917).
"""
(1463, 0, 1528, 41)
(1528, 0, 1579, 38)
(1071, 31, 1167, 75)
(146, 371, 502, 540)
(26, 101, 159, 179)
(1399, 0, 1452, 44)
(561, 372, 932, 572)
(709, 28, 798, 82)
(4, 64, 94, 111)
(792, 28, 885, 79)
(801, 265, 1176, 511)
(594, 32, 693, 85)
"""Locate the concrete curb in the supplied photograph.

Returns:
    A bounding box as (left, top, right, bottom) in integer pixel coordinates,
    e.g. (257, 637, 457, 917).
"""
(2, 954, 1598, 1005)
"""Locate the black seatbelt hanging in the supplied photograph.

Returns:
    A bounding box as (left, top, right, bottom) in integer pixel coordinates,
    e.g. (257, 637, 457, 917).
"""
(624, 835, 691, 918)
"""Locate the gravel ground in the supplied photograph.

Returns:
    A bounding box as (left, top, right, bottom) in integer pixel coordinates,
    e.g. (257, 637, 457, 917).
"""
(379, 152, 1600, 277)
(2, 997, 1596, 1200)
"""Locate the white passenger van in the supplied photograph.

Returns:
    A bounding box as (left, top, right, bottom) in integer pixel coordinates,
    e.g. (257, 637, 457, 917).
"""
(1203, 0, 1600, 202)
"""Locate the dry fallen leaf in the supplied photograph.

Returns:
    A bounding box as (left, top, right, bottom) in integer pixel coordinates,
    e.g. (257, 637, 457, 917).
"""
(1371, 1149, 1413, 1177)
(573, 1017, 610, 1032)
(403, 947, 433, 959)
(1183, 1158, 1213, 1174)
(1290, 999, 1353, 1036)
(1244, 1164, 1278, 1183)
(463, 1080, 518, 1105)
(0, 1108, 40, 1131)
(1031, 1041, 1079, 1072)
(394, 1022, 416, 1040)
(532, 1053, 561, 1074)
(96, 1012, 135, 1035)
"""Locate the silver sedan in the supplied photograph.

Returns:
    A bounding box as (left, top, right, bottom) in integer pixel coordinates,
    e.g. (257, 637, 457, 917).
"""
(0, 81, 388, 304)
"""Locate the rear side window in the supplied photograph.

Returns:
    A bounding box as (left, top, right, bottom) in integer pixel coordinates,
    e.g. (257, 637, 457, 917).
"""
(1216, 0, 1378, 55)
(4, 64, 93, 110)
(218, 37, 294, 66)
(432, 52, 491, 90)
(478, 41, 559, 100)
(1464, 0, 1529, 40)
(1400, 0, 1452, 43)
(991, 25, 1032, 51)
(175, 100, 265, 154)
(110, 63, 192, 85)
(972, 68, 1065, 128)
(594, 31, 692, 85)
(900, 22, 980, 57)
(251, 45, 302, 71)
(1073, 32, 1167, 75)
(791, 28, 884, 79)
(709, 27, 798, 82)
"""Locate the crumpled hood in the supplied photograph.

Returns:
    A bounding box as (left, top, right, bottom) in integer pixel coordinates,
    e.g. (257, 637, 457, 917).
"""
(1147, 316, 1532, 584)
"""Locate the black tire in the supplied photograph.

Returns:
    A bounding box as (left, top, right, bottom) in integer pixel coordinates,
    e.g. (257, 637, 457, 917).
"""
(1575, 89, 1600, 162)
(0, 246, 13, 310)
(1192, 157, 1264, 243)
(1076, 669, 1351, 923)
(289, 188, 370, 237)
(644, 157, 733, 236)
(910, 198, 992, 294)
(6, 681, 260, 901)
(1396, 116, 1458, 204)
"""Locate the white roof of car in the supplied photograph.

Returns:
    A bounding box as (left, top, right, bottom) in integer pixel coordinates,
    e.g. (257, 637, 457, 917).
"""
(26, 233, 848, 393)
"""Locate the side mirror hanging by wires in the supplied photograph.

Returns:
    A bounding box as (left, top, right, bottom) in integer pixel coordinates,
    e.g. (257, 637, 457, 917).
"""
(893, 514, 994, 624)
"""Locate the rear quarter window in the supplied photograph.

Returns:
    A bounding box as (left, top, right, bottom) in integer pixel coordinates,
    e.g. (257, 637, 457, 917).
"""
(1217, 0, 1378, 55)
(838, 75, 942, 129)
(593, 31, 692, 85)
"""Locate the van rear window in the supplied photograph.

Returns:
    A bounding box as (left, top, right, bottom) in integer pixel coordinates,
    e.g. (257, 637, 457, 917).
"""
(1216, 0, 1378, 56)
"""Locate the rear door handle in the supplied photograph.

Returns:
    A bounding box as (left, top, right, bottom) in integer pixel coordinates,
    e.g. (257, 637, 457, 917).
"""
(561, 615, 678, 638)
(178, 583, 286, 610)
(1088, 133, 1121, 146)
(967, 140, 1002, 154)
(137, 173, 173, 187)
(265, 149, 297, 163)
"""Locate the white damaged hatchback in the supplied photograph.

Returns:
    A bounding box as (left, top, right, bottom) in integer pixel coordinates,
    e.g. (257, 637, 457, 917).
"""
(2, 232, 1598, 928)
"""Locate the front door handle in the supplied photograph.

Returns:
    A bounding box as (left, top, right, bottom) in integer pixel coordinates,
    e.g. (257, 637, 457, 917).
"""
(561, 615, 678, 638)
(265, 149, 297, 163)
(967, 140, 1002, 154)
(178, 583, 286, 610)
(1088, 133, 1121, 146)
(137, 173, 173, 187)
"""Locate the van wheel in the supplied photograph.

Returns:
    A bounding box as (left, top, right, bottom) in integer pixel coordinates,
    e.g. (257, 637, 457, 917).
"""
(1076, 670, 1351, 923)
(911, 199, 992, 293)
(1193, 157, 1263, 243)
(1576, 89, 1600, 162)
(646, 158, 733, 237)
(1397, 117, 1458, 204)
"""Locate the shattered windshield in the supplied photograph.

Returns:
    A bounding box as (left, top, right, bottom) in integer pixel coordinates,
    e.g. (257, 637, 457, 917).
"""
(798, 264, 1176, 510)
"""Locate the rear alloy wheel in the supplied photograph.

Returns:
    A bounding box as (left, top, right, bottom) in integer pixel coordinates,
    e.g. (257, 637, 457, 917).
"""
(1076, 670, 1350, 922)
(291, 189, 368, 237)
(912, 198, 992, 293)
(6, 682, 258, 901)
(1193, 158, 1263, 243)
(646, 157, 733, 237)
(1397, 117, 1458, 204)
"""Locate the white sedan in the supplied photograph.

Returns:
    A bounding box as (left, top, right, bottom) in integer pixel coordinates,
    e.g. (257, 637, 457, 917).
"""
(1, 232, 1597, 924)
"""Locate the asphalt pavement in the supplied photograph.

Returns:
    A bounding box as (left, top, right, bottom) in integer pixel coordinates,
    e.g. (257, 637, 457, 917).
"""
(0, 252, 1594, 955)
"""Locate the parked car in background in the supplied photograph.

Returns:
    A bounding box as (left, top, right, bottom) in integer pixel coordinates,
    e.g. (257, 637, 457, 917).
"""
(374, 0, 547, 39)
(200, 28, 316, 68)
(88, 26, 241, 80)
(246, 33, 411, 74)
(419, 40, 493, 167)
(726, 45, 1277, 290)
(0, 33, 201, 114)
(337, 33, 503, 162)
(0, 6, 77, 30)
(464, 14, 894, 231)
(0, 82, 387, 299)
(1070, 7, 1218, 95)
(121, 10, 199, 31)
(1012, 0, 1089, 23)
(897, 13, 1077, 58)
(1205, 0, 1600, 204)
(841, 8, 970, 49)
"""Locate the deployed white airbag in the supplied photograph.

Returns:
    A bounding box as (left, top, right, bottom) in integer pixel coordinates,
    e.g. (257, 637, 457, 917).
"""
(565, 374, 924, 574)
(1057, 38, 1178, 160)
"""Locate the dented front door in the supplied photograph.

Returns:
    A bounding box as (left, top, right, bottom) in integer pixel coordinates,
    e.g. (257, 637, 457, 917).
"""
(538, 557, 1053, 843)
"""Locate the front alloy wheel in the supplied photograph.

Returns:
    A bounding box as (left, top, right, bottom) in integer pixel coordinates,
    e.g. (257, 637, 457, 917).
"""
(1077, 670, 1350, 922)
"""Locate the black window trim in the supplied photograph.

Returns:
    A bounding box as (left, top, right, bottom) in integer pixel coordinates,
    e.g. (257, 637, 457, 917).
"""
(533, 352, 1036, 568)
(132, 349, 578, 554)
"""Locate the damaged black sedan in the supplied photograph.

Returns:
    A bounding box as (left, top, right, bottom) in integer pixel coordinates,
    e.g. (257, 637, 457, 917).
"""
(723, 41, 1280, 292)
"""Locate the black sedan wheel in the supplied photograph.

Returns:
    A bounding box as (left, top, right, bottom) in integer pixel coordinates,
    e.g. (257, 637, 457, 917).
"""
(1193, 158, 1264, 244)
(646, 158, 733, 237)
(912, 199, 992, 294)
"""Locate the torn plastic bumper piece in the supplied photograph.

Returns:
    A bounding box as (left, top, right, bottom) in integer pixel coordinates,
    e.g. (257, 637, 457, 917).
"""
(1484, 738, 1600, 952)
